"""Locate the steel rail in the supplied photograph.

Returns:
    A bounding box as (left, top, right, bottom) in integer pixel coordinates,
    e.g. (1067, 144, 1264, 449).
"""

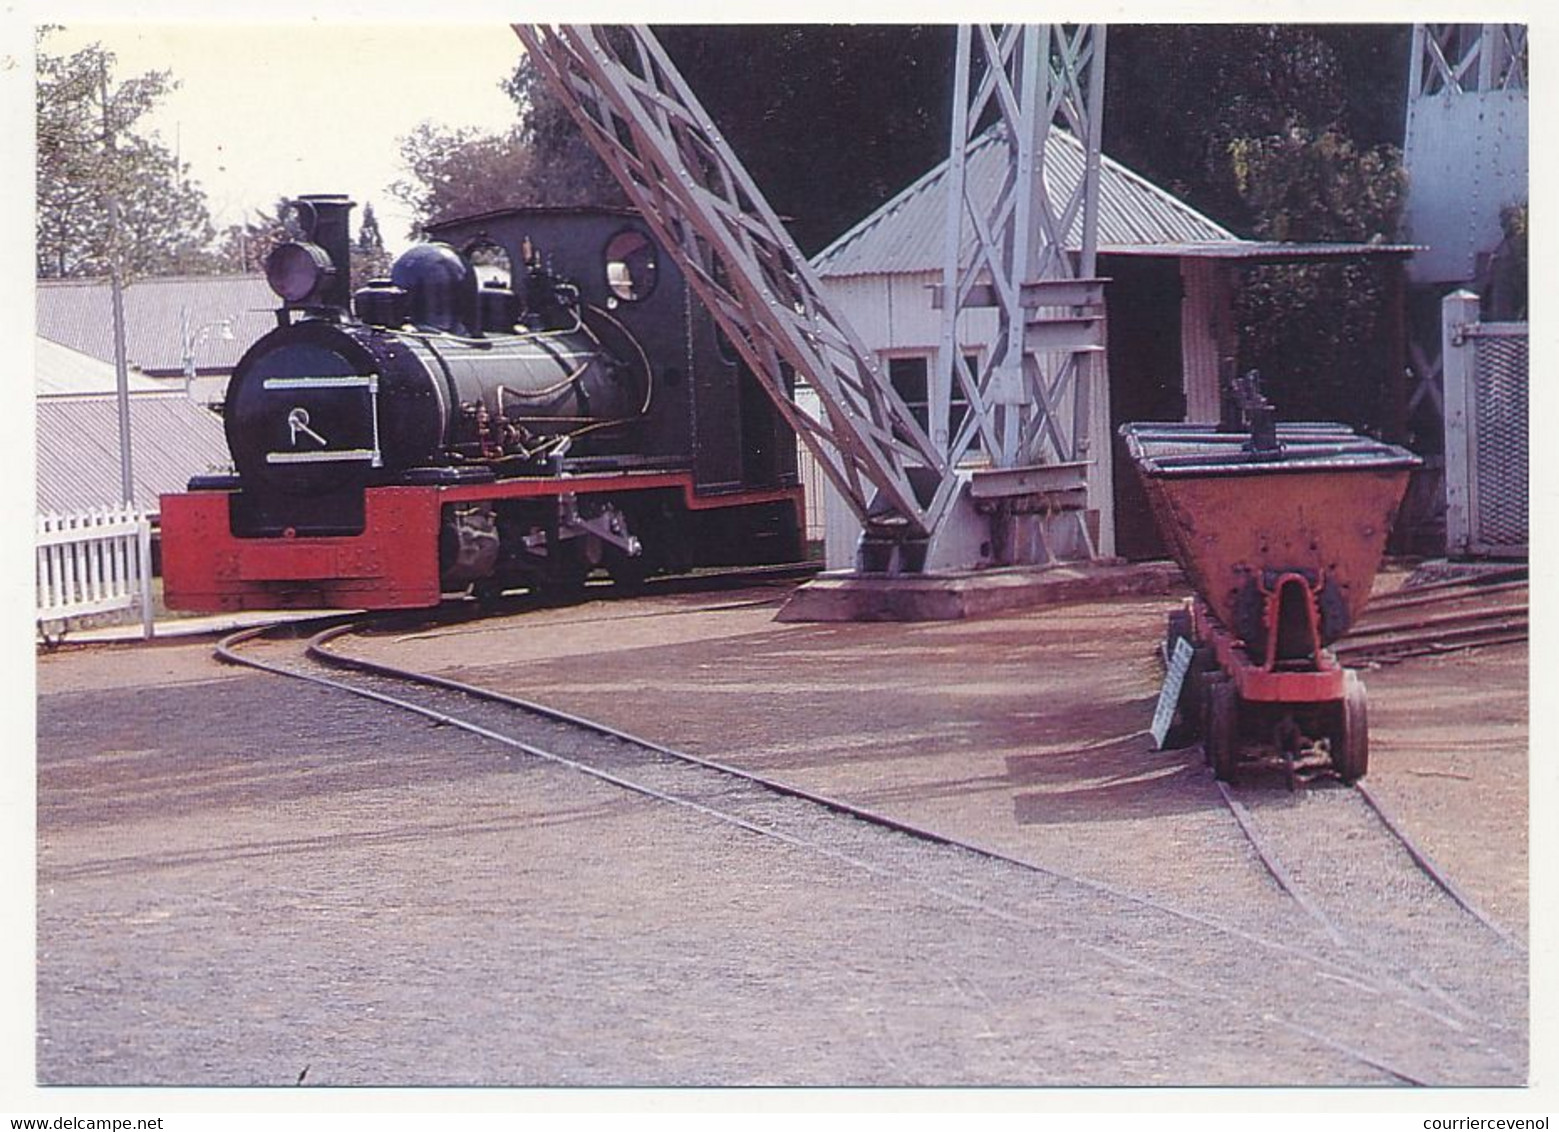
(216, 617, 1443, 1086)
(1361, 577, 1528, 614)
(1344, 601, 1528, 640)
(264, 613, 1540, 1077)
(308, 621, 1451, 989)
(1335, 621, 1528, 665)
(1211, 777, 1524, 1055)
(1216, 775, 1526, 958)
(1353, 780, 1528, 955)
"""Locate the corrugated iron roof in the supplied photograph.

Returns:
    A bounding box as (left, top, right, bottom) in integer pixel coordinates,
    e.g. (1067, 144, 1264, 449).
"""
(36, 391, 231, 516)
(36, 337, 165, 396)
(813, 126, 1240, 278)
(35, 274, 277, 375)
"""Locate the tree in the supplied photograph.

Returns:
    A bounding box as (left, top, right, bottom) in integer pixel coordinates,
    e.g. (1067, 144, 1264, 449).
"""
(388, 121, 536, 233)
(501, 58, 627, 209)
(388, 60, 626, 235)
(655, 25, 954, 255)
(35, 27, 219, 278)
(352, 201, 393, 282)
(1102, 25, 1409, 234)
(1100, 26, 1413, 434)
(213, 200, 292, 275)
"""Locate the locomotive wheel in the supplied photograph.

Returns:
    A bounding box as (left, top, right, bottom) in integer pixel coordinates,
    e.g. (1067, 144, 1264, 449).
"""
(537, 545, 592, 603)
(472, 579, 511, 608)
(1207, 678, 1241, 783)
(1164, 608, 1193, 660)
(1331, 671, 1369, 783)
(606, 550, 650, 594)
(1161, 609, 1210, 747)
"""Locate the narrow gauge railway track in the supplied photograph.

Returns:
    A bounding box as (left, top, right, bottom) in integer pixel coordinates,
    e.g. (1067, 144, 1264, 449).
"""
(1212, 777, 1526, 1062)
(217, 618, 1524, 1086)
(1337, 571, 1528, 665)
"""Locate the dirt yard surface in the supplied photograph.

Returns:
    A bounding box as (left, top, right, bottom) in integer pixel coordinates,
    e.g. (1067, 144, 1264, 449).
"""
(34, 573, 1529, 1087)
(343, 575, 1529, 934)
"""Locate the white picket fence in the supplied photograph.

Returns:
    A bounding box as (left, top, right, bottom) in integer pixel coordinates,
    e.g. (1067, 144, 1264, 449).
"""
(36, 506, 155, 640)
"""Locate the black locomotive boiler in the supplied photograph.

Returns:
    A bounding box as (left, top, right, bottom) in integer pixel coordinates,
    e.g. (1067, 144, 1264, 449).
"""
(162, 194, 803, 610)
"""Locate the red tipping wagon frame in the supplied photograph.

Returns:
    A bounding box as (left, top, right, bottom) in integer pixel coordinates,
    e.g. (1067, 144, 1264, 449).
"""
(1122, 422, 1419, 785)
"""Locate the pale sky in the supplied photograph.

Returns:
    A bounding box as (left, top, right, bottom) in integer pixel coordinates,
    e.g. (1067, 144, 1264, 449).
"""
(42, 22, 528, 253)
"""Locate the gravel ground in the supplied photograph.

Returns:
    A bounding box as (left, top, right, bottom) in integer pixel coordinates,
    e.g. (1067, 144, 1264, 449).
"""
(35, 673, 1393, 1086)
(33, 577, 1530, 1088)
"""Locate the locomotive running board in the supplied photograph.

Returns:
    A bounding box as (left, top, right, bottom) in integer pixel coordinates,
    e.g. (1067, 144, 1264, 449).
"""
(159, 474, 805, 613)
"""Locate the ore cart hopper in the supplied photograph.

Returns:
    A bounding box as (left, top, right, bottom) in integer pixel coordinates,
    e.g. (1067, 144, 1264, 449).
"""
(1120, 382, 1420, 786)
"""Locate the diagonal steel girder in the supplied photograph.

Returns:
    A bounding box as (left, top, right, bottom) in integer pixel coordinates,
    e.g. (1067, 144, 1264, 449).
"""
(513, 24, 950, 540)
(1410, 24, 1528, 95)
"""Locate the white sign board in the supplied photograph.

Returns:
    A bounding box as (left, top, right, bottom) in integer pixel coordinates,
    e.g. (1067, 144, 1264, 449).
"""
(1150, 636, 1195, 749)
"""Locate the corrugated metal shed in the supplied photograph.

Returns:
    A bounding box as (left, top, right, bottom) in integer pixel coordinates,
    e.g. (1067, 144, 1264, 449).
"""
(36, 392, 231, 516)
(35, 337, 165, 396)
(813, 126, 1240, 278)
(35, 274, 276, 375)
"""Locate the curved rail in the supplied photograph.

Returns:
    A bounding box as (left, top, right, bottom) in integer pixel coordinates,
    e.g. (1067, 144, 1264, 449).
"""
(214, 616, 1540, 1084)
(1352, 779, 1527, 955)
(1212, 776, 1525, 1054)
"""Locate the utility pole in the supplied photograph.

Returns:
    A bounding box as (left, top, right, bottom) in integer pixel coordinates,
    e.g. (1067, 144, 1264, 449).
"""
(101, 53, 134, 507)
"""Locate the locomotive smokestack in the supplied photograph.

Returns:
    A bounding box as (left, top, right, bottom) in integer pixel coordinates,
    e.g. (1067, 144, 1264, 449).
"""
(295, 194, 356, 312)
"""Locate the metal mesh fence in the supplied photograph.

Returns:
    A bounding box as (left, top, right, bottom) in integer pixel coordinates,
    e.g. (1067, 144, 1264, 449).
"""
(1470, 329, 1528, 551)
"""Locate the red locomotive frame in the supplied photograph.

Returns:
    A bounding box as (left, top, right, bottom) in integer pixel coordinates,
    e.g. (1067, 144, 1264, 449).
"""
(161, 473, 804, 612)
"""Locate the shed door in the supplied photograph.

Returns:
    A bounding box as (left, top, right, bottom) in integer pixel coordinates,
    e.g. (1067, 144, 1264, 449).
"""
(1103, 255, 1185, 561)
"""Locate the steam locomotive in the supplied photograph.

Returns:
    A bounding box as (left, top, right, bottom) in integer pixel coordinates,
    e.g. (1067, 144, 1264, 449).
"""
(161, 194, 803, 611)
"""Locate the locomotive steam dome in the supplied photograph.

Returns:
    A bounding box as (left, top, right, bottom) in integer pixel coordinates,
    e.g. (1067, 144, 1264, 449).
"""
(390, 242, 477, 334)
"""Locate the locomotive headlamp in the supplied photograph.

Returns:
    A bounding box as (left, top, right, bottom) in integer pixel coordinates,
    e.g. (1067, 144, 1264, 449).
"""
(265, 240, 336, 304)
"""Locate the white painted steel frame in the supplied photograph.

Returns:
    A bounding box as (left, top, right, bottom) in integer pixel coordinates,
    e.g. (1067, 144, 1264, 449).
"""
(1410, 24, 1527, 96)
(936, 26, 1107, 471)
(513, 25, 948, 541)
(1440, 290, 1528, 558)
(934, 25, 1109, 559)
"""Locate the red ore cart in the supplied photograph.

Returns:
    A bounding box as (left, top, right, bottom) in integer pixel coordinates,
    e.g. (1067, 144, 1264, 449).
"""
(1120, 374, 1421, 787)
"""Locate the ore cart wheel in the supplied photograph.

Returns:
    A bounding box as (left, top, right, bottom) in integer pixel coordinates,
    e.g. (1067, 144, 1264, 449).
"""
(1207, 678, 1241, 783)
(1198, 671, 1225, 765)
(1162, 610, 1211, 746)
(1165, 609, 1193, 659)
(1180, 646, 1217, 741)
(1332, 670, 1369, 783)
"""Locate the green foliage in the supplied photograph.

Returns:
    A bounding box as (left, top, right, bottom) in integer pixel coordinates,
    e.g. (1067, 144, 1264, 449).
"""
(1228, 127, 1404, 243)
(351, 201, 393, 282)
(501, 57, 625, 208)
(1225, 124, 1407, 432)
(35, 27, 219, 279)
(388, 121, 535, 234)
(1104, 25, 1409, 234)
(389, 59, 626, 235)
(655, 25, 954, 255)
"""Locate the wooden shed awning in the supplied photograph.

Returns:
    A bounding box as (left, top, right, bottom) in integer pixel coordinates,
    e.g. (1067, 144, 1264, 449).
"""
(1098, 240, 1422, 263)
